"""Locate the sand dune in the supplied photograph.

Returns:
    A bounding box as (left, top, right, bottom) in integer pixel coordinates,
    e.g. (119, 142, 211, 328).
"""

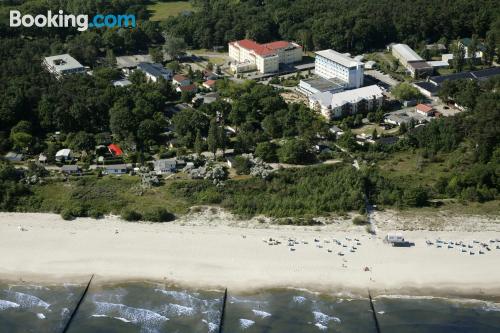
(0, 212, 499, 296)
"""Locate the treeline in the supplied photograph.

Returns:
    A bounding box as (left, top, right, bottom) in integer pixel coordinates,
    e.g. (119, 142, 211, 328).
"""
(162, 0, 500, 53)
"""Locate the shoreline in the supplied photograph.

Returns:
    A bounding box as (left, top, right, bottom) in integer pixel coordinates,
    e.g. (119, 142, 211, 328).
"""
(1, 212, 500, 297)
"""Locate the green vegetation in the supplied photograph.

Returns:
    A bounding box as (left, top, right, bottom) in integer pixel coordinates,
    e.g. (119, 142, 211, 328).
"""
(148, 1, 194, 21)
(391, 82, 423, 101)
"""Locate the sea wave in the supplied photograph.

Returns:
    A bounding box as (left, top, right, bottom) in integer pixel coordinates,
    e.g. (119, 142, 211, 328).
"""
(162, 303, 195, 317)
(239, 318, 255, 329)
(202, 319, 219, 333)
(312, 311, 341, 328)
(4, 291, 50, 310)
(94, 301, 169, 327)
(375, 294, 500, 311)
(252, 309, 271, 318)
(293, 296, 307, 304)
(0, 300, 20, 311)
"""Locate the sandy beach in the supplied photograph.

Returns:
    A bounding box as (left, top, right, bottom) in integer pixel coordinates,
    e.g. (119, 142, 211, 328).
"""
(1, 211, 500, 296)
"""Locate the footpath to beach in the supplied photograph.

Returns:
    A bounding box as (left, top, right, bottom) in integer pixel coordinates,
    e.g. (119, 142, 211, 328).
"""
(0, 212, 499, 296)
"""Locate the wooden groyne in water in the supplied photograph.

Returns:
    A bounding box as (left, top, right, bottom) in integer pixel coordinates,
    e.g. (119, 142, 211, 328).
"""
(218, 288, 228, 333)
(368, 289, 382, 333)
(61, 274, 94, 333)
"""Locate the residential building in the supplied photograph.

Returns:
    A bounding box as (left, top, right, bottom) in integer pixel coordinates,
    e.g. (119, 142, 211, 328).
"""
(192, 92, 219, 105)
(458, 38, 485, 59)
(390, 44, 432, 78)
(116, 54, 153, 74)
(153, 158, 185, 175)
(203, 80, 217, 90)
(297, 76, 346, 96)
(415, 104, 435, 117)
(60, 165, 81, 175)
(103, 164, 129, 175)
(137, 63, 173, 82)
(55, 149, 72, 162)
(309, 85, 385, 119)
(108, 144, 123, 157)
(413, 67, 500, 97)
(43, 54, 86, 78)
(112, 79, 132, 87)
(228, 39, 302, 74)
(176, 84, 197, 93)
(4, 152, 23, 162)
(314, 49, 364, 88)
(173, 74, 190, 86)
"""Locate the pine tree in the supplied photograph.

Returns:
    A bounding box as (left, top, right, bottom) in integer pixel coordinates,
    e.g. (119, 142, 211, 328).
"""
(194, 130, 204, 156)
(207, 118, 218, 158)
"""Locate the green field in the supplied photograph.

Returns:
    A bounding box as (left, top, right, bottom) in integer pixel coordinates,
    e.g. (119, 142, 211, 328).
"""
(147, 1, 194, 21)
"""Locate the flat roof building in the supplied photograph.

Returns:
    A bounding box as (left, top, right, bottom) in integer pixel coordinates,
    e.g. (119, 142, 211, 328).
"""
(314, 49, 364, 89)
(390, 44, 432, 78)
(309, 85, 385, 119)
(43, 54, 86, 78)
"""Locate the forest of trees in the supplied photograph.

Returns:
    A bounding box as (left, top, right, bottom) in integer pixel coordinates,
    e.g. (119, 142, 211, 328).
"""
(162, 0, 500, 53)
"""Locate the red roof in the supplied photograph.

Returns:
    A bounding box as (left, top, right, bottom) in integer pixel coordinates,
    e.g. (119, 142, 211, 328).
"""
(204, 80, 216, 86)
(416, 104, 434, 113)
(231, 39, 300, 57)
(178, 84, 197, 92)
(108, 144, 123, 156)
(173, 74, 188, 82)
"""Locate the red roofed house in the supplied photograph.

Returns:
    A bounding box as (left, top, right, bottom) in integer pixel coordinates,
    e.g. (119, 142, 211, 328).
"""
(108, 144, 123, 156)
(173, 74, 190, 87)
(415, 104, 435, 117)
(228, 39, 302, 74)
(176, 84, 197, 93)
(203, 79, 217, 90)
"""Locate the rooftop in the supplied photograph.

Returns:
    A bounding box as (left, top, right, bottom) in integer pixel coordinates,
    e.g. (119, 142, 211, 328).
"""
(416, 104, 434, 113)
(231, 39, 301, 57)
(391, 44, 423, 62)
(44, 54, 84, 71)
(137, 63, 172, 78)
(301, 76, 346, 92)
(116, 54, 153, 68)
(173, 74, 189, 82)
(315, 49, 363, 68)
(311, 85, 384, 109)
(407, 60, 433, 70)
(413, 81, 440, 94)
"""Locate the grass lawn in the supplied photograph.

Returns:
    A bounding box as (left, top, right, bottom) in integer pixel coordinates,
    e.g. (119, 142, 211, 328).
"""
(377, 150, 452, 188)
(147, 1, 193, 21)
(188, 49, 227, 65)
(398, 200, 500, 218)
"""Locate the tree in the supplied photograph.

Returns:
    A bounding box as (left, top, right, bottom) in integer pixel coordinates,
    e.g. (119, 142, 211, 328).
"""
(483, 31, 496, 65)
(163, 35, 186, 59)
(149, 47, 163, 63)
(255, 142, 278, 162)
(67, 131, 96, 151)
(207, 118, 219, 157)
(467, 35, 478, 69)
(194, 130, 205, 155)
(277, 139, 314, 164)
(233, 156, 252, 175)
(372, 128, 378, 140)
(452, 40, 466, 72)
(391, 83, 422, 101)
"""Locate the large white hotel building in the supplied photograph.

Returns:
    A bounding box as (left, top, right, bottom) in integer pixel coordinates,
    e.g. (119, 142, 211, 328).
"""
(314, 49, 364, 89)
(228, 39, 302, 74)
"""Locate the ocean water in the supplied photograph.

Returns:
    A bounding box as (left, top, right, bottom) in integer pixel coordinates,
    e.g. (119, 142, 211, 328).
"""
(1, 280, 500, 332)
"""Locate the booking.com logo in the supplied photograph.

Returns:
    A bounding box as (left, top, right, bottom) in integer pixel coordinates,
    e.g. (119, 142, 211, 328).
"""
(10, 10, 136, 32)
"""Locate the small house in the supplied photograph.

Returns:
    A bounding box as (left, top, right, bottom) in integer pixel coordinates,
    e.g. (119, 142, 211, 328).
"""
(108, 144, 123, 157)
(103, 164, 129, 175)
(415, 104, 435, 117)
(153, 158, 177, 174)
(4, 152, 24, 162)
(172, 74, 190, 87)
(202, 80, 217, 90)
(38, 154, 47, 164)
(385, 232, 405, 244)
(55, 149, 72, 162)
(176, 84, 197, 94)
(202, 70, 218, 80)
(60, 165, 81, 175)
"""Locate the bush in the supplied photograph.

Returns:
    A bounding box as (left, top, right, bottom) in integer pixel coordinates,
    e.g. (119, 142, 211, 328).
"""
(142, 207, 176, 222)
(121, 209, 142, 221)
(353, 215, 369, 225)
(234, 156, 252, 175)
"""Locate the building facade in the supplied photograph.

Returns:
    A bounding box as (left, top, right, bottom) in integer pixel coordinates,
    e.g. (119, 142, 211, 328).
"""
(43, 54, 86, 78)
(309, 85, 385, 119)
(314, 49, 364, 89)
(228, 39, 302, 74)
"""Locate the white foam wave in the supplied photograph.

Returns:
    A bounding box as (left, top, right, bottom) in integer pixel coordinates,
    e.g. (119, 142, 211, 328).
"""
(162, 303, 195, 317)
(315, 323, 328, 330)
(94, 302, 169, 326)
(5, 291, 50, 310)
(202, 319, 219, 333)
(36, 313, 46, 319)
(313, 311, 341, 328)
(293, 296, 307, 304)
(252, 309, 271, 318)
(0, 300, 20, 310)
(239, 318, 255, 329)
(229, 296, 267, 305)
(376, 295, 500, 312)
